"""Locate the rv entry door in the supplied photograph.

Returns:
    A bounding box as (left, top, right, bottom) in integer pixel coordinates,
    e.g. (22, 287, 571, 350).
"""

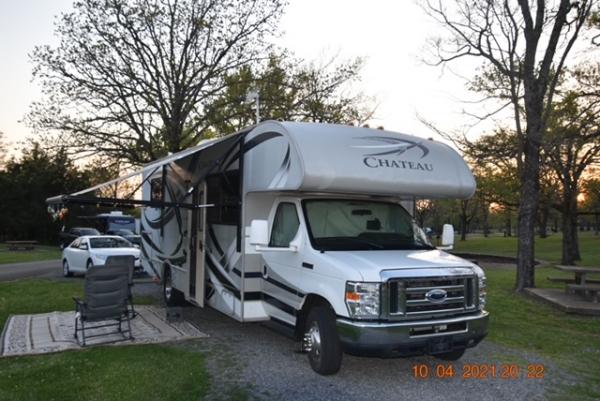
(188, 183, 206, 306)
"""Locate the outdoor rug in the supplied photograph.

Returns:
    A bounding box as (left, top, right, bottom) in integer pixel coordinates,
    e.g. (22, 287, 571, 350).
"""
(0, 305, 208, 357)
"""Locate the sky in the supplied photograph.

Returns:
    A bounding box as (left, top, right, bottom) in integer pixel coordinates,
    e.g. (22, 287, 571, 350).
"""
(0, 0, 486, 154)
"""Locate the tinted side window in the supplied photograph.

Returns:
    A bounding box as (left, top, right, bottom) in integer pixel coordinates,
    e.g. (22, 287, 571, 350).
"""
(70, 239, 80, 248)
(269, 203, 300, 247)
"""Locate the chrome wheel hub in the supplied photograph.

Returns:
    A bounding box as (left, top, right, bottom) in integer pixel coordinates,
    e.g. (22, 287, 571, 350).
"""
(303, 322, 322, 359)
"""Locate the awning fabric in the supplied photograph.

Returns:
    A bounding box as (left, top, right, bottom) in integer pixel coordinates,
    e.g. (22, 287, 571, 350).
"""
(46, 131, 247, 210)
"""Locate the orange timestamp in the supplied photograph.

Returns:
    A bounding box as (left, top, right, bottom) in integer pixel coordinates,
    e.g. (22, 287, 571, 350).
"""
(412, 363, 545, 380)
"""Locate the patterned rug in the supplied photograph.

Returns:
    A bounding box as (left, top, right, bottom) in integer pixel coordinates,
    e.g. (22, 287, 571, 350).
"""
(0, 306, 208, 357)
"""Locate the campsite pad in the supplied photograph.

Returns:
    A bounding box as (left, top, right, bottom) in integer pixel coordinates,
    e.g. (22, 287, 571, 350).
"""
(0, 306, 208, 357)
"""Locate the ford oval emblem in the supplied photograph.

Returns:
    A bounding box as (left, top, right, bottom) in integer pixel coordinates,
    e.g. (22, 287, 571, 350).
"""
(425, 289, 447, 303)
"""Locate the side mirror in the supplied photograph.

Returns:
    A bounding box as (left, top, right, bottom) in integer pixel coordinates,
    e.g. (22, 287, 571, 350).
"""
(249, 219, 269, 247)
(439, 224, 455, 250)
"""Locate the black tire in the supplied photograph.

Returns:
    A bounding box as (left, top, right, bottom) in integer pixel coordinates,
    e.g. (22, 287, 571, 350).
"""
(434, 348, 466, 361)
(305, 305, 343, 375)
(163, 267, 185, 306)
(62, 259, 72, 277)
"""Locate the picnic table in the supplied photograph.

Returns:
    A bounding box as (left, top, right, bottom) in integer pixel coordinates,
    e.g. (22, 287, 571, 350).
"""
(5, 240, 38, 251)
(555, 265, 600, 303)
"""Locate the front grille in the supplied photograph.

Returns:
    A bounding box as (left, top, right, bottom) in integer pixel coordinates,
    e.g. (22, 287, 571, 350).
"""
(387, 275, 477, 319)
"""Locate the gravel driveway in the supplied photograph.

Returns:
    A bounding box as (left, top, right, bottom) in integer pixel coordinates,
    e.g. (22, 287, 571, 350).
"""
(162, 299, 567, 401)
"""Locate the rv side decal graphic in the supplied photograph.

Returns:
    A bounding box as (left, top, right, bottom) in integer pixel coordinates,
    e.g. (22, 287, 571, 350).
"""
(353, 136, 429, 158)
(354, 136, 434, 172)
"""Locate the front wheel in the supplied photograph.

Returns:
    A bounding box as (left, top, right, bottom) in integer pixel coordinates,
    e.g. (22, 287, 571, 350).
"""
(63, 259, 72, 277)
(304, 305, 342, 375)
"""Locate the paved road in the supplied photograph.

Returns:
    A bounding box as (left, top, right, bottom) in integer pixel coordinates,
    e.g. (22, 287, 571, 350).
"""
(0, 260, 62, 281)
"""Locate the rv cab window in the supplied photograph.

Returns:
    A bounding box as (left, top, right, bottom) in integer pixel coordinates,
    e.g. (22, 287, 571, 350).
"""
(269, 203, 300, 248)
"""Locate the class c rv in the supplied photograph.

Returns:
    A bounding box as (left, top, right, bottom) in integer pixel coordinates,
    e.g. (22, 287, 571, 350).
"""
(47, 121, 489, 375)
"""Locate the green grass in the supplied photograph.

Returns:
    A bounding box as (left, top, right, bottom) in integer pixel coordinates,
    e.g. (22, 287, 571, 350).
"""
(0, 345, 209, 401)
(0, 244, 61, 265)
(485, 266, 600, 400)
(0, 279, 208, 401)
(454, 231, 600, 266)
(453, 232, 600, 398)
(0, 279, 157, 332)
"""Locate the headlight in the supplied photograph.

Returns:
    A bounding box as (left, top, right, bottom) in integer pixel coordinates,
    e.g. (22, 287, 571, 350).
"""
(478, 276, 487, 310)
(345, 282, 380, 319)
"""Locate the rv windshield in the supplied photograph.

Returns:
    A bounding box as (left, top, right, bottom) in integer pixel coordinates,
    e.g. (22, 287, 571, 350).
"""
(302, 199, 433, 251)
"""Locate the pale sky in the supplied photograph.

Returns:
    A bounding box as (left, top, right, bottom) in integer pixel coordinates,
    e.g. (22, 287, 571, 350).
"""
(0, 0, 486, 154)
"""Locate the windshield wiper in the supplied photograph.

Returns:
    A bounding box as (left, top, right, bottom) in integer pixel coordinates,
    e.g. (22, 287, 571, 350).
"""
(405, 244, 435, 250)
(336, 237, 385, 250)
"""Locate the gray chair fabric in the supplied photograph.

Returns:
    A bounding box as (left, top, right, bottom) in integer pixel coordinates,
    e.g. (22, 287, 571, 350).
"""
(74, 265, 133, 346)
(105, 255, 135, 285)
(105, 255, 136, 317)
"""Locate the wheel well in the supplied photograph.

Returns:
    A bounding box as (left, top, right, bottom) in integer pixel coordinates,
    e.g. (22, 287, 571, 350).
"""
(295, 294, 332, 341)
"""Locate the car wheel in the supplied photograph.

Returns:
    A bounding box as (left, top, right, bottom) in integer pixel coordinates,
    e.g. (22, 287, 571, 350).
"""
(304, 305, 343, 375)
(434, 348, 466, 361)
(86, 259, 93, 271)
(163, 267, 185, 306)
(62, 259, 72, 277)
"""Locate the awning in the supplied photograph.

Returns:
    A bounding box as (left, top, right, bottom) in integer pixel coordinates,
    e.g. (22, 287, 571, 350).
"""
(46, 130, 248, 210)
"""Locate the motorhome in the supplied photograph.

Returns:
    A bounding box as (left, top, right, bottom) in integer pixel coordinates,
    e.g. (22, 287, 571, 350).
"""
(49, 121, 488, 375)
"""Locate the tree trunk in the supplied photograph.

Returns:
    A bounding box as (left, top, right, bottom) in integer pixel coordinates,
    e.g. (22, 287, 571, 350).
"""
(516, 136, 540, 291)
(561, 186, 582, 264)
(538, 204, 548, 239)
(482, 202, 490, 238)
(460, 200, 468, 241)
(505, 210, 512, 237)
(460, 214, 468, 241)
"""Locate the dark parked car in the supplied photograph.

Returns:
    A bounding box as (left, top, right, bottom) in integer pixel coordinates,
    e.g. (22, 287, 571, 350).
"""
(59, 227, 100, 249)
(106, 229, 141, 246)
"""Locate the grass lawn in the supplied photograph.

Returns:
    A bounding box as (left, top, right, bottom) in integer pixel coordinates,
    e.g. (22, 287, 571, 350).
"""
(453, 231, 600, 266)
(0, 279, 157, 332)
(0, 279, 210, 401)
(456, 234, 600, 400)
(0, 244, 61, 265)
(485, 267, 600, 401)
(0, 345, 209, 401)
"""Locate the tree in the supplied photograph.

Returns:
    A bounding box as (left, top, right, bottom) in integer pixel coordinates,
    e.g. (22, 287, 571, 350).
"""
(0, 131, 7, 170)
(544, 93, 600, 264)
(0, 143, 91, 243)
(424, 0, 594, 290)
(581, 178, 600, 234)
(27, 0, 285, 166)
(204, 55, 374, 133)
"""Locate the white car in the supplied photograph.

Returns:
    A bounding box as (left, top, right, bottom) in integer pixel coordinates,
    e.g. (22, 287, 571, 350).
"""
(62, 235, 141, 277)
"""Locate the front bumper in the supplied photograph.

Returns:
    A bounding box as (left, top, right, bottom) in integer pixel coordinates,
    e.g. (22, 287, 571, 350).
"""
(336, 311, 489, 357)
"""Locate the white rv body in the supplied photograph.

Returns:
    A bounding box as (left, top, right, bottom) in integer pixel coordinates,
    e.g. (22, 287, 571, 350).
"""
(139, 121, 488, 373)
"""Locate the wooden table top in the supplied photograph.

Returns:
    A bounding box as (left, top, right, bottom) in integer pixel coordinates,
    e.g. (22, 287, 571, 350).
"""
(555, 265, 600, 274)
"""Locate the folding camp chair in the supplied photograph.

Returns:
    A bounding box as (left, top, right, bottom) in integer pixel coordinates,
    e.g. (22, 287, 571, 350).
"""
(105, 255, 136, 318)
(73, 265, 133, 346)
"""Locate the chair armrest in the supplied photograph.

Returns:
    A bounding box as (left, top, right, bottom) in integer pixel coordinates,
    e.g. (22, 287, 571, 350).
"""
(73, 297, 85, 312)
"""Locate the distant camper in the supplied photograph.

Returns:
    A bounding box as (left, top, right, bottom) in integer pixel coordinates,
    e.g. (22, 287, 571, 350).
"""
(84, 211, 137, 234)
